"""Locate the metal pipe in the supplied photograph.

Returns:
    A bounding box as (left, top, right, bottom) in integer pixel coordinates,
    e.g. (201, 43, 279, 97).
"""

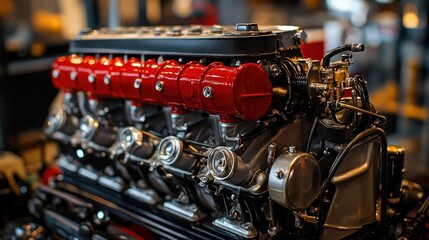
(108, 0, 120, 29)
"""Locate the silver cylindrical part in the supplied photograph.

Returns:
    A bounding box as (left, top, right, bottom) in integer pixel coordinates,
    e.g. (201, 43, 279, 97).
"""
(45, 108, 76, 136)
(268, 150, 320, 210)
(207, 146, 251, 185)
(79, 115, 116, 148)
(158, 136, 195, 171)
(120, 127, 154, 159)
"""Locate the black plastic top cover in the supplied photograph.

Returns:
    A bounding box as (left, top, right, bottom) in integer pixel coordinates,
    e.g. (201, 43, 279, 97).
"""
(69, 24, 306, 57)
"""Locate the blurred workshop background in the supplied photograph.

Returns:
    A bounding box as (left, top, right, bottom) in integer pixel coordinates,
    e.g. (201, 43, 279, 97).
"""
(0, 0, 428, 217)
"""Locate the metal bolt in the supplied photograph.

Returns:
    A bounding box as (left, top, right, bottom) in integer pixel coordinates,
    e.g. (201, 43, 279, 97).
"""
(154, 27, 165, 35)
(104, 75, 110, 85)
(189, 25, 202, 34)
(241, 222, 252, 230)
(157, 56, 164, 64)
(275, 170, 284, 179)
(236, 23, 259, 31)
(210, 25, 223, 33)
(268, 224, 278, 236)
(203, 86, 213, 98)
(52, 69, 60, 78)
(199, 176, 208, 183)
(230, 209, 240, 220)
(168, 27, 182, 36)
(88, 74, 95, 83)
(70, 71, 77, 81)
(134, 78, 142, 89)
(155, 81, 163, 91)
(288, 145, 296, 153)
(293, 30, 307, 46)
(189, 205, 198, 212)
(270, 64, 282, 77)
(198, 176, 208, 187)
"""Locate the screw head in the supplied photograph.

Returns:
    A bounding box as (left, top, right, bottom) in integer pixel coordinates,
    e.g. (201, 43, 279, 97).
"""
(189, 25, 202, 34)
(275, 170, 284, 179)
(203, 86, 213, 98)
(198, 176, 208, 187)
(157, 56, 164, 64)
(241, 222, 253, 230)
(103, 75, 110, 85)
(210, 25, 223, 33)
(155, 81, 163, 91)
(189, 205, 198, 212)
(270, 64, 282, 77)
(236, 23, 259, 31)
(70, 71, 77, 81)
(199, 176, 208, 183)
(88, 73, 95, 83)
(134, 78, 142, 89)
(52, 69, 60, 78)
(293, 30, 307, 46)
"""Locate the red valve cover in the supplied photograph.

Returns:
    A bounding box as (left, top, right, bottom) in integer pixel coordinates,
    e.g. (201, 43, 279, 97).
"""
(77, 55, 96, 93)
(109, 57, 125, 98)
(93, 56, 112, 97)
(52, 56, 273, 120)
(201, 63, 272, 120)
(52, 55, 83, 92)
(140, 59, 168, 104)
(121, 58, 143, 101)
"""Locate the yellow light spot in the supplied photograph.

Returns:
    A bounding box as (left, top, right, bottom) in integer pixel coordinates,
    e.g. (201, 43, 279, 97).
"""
(403, 3, 420, 29)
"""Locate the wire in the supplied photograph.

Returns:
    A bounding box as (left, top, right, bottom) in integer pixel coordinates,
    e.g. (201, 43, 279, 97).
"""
(335, 102, 387, 125)
(306, 117, 319, 153)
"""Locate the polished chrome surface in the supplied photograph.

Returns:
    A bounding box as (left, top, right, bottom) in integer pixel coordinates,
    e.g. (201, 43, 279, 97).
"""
(269, 150, 320, 210)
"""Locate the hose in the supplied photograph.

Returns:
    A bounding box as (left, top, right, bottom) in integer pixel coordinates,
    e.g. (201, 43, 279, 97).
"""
(321, 43, 365, 68)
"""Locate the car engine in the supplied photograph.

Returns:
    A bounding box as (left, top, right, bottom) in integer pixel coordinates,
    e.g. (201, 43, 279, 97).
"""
(23, 23, 428, 239)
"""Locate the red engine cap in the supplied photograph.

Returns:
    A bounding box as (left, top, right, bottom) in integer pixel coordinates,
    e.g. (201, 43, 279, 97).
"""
(52, 55, 273, 121)
(121, 58, 143, 101)
(93, 56, 113, 97)
(154, 60, 183, 106)
(51, 55, 83, 91)
(140, 59, 167, 104)
(177, 62, 207, 110)
(77, 55, 97, 93)
(233, 63, 272, 119)
(110, 57, 125, 98)
(201, 63, 272, 120)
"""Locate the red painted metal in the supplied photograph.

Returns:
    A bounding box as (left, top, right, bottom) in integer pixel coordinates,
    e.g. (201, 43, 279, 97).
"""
(52, 55, 82, 91)
(42, 166, 62, 185)
(52, 56, 273, 120)
(110, 57, 125, 98)
(201, 62, 272, 120)
(93, 56, 112, 97)
(156, 60, 184, 106)
(140, 59, 168, 104)
(178, 61, 209, 110)
(121, 58, 143, 101)
(77, 55, 96, 93)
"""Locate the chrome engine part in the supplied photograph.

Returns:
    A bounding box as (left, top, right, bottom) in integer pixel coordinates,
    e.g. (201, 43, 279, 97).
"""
(33, 24, 428, 240)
